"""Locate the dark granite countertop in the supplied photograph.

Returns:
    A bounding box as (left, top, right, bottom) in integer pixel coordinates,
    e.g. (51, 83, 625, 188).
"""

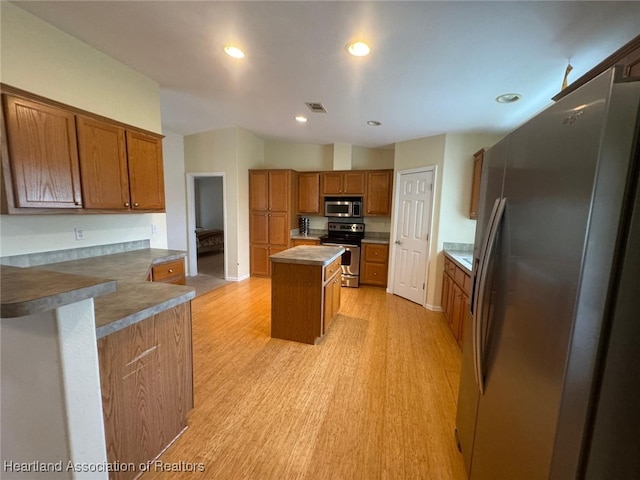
(270, 246, 345, 266)
(32, 249, 195, 338)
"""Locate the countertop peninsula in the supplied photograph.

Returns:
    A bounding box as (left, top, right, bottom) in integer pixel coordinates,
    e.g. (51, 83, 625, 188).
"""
(1, 248, 195, 338)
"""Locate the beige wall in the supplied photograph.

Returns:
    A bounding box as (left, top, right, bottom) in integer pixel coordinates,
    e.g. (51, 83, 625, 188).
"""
(0, 3, 166, 257)
(264, 141, 332, 170)
(352, 146, 394, 170)
(391, 133, 504, 310)
(184, 127, 264, 280)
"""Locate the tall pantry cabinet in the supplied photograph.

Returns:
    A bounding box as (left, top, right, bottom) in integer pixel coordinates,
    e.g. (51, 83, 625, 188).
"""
(249, 170, 297, 276)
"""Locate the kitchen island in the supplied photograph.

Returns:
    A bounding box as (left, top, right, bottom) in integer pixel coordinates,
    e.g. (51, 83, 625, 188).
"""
(270, 245, 344, 344)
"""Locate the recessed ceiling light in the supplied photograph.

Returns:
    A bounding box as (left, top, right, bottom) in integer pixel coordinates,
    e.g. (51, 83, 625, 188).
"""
(346, 41, 371, 57)
(295, 116, 308, 123)
(495, 93, 522, 104)
(367, 120, 382, 126)
(223, 45, 245, 59)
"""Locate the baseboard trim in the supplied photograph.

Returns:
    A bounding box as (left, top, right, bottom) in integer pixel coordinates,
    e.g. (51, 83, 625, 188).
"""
(227, 273, 250, 282)
(425, 303, 443, 312)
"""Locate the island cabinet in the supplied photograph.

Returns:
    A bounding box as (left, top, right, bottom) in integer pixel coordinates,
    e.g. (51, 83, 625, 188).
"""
(321, 171, 366, 195)
(297, 172, 321, 215)
(442, 255, 472, 348)
(97, 302, 193, 480)
(270, 246, 343, 344)
(249, 169, 297, 276)
(361, 243, 389, 287)
(1, 87, 166, 214)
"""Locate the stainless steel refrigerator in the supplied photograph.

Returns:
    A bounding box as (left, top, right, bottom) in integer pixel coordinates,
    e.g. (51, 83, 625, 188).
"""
(455, 66, 640, 479)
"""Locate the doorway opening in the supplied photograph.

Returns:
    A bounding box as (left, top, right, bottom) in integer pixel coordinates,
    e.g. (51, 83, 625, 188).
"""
(186, 172, 227, 283)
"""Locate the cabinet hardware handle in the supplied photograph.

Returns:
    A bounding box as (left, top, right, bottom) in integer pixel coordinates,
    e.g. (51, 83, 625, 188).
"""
(168, 269, 174, 273)
(124, 202, 130, 207)
(134, 203, 139, 207)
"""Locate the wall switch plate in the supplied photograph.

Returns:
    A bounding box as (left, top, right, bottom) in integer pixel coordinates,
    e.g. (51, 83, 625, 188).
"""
(74, 228, 85, 240)
(151, 224, 159, 235)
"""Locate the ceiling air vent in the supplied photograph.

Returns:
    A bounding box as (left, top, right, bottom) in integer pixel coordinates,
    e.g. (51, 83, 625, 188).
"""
(305, 102, 327, 113)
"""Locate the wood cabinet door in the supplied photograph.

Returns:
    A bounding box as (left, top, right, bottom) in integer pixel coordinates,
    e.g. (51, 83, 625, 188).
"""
(268, 170, 290, 211)
(250, 244, 270, 276)
(298, 172, 320, 214)
(98, 304, 192, 480)
(333, 273, 341, 317)
(323, 277, 334, 333)
(363, 243, 389, 263)
(365, 170, 392, 215)
(469, 149, 484, 219)
(249, 170, 269, 211)
(126, 130, 165, 211)
(3, 95, 82, 208)
(268, 212, 290, 246)
(343, 172, 366, 194)
(322, 172, 343, 195)
(77, 116, 130, 209)
(451, 283, 464, 343)
(442, 273, 452, 320)
(250, 212, 269, 244)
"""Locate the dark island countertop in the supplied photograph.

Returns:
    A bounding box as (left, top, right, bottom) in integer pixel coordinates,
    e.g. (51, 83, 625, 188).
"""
(26, 248, 194, 338)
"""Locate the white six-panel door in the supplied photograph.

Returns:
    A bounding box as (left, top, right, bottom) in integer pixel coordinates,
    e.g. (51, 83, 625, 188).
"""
(392, 169, 433, 304)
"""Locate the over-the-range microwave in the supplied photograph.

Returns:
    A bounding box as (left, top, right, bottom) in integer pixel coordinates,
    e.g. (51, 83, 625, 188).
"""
(324, 197, 363, 218)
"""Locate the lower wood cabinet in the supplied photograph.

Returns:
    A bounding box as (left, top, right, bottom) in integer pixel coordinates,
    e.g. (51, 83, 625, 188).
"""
(442, 255, 471, 348)
(150, 258, 186, 285)
(97, 302, 193, 480)
(361, 243, 389, 287)
(292, 238, 320, 246)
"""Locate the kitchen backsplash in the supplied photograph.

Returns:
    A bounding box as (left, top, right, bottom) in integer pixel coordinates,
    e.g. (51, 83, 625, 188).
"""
(299, 215, 391, 233)
(0, 240, 150, 267)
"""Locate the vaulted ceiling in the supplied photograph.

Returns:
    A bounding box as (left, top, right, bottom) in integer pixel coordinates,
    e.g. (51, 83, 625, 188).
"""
(12, 1, 640, 147)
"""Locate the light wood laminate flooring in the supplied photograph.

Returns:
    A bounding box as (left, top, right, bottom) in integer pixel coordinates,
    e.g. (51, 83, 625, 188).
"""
(141, 278, 466, 480)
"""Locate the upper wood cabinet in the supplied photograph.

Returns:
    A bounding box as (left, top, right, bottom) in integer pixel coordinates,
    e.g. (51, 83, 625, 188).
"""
(77, 116, 130, 209)
(3, 95, 83, 209)
(249, 169, 297, 277)
(1, 87, 165, 214)
(249, 170, 292, 212)
(365, 170, 392, 216)
(322, 171, 365, 195)
(469, 149, 484, 220)
(126, 130, 165, 211)
(297, 172, 321, 214)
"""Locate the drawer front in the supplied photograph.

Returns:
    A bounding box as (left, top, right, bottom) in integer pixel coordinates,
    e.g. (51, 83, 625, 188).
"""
(152, 259, 185, 283)
(463, 271, 472, 296)
(362, 262, 388, 287)
(445, 257, 455, 276)
(292, 238, 320, 246)
(453, 264, 466, 287)
(324, 257, 342, 282)
(363, 243, 389, 263)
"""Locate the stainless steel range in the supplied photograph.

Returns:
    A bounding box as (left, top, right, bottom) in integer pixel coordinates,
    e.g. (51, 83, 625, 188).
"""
(319, 221, 364, 287)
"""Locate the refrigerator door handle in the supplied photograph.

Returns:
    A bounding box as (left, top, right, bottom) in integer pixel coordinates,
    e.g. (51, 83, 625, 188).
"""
(474, 197, 507, 394)
(473, 198, 501, 393)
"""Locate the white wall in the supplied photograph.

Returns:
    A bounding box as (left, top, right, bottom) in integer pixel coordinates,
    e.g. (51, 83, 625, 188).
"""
(0, 3, 166, 257)
(352, 146, 394, 170)
(163, 131, 188, 252)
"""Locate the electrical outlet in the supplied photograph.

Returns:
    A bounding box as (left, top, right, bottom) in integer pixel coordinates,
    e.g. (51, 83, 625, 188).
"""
(74, 228, 85, 240)
(151, 224, 159, 235)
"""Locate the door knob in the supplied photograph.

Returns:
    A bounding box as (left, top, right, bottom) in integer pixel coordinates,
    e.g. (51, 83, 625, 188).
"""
(394, 240, 402, 244)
